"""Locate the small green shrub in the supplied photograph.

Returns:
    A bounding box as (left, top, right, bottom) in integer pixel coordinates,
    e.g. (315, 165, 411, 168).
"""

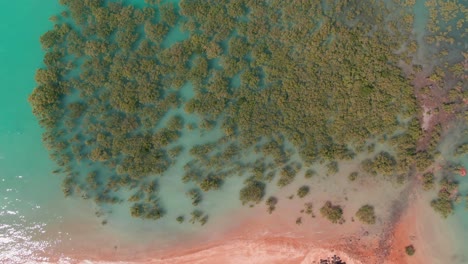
(421, 172, 434, 191)
(361, 151, 396, 176)
(304, 169, 316, 179)
(304, 203, 314, 216)
(320, 201, 343, 224)
(430, 197, 453, 218)
(296, 217, 302, 225)
(239, 181, 265, 205)
(430, 177, 458, 218)
(266, 196, 278, 213)
(326, 161, 339, 175)
(199, 177, 222, 191)
(186, 188, 202, 206)
(405, 245, 415, 256)
(297, 186, 310, 198)
(189, 210, 208, 225)
(176, 216, 184, 223)
(348, 172, 358, 181)
(355, 205, 376, 224)
(277, 165, 297, 187)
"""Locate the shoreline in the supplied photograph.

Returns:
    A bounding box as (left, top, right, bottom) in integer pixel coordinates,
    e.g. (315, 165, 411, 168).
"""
(39, 177, 462, 264)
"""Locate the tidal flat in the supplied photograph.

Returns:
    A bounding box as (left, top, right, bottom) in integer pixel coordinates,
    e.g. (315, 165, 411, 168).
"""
(0, 0, 467, 263)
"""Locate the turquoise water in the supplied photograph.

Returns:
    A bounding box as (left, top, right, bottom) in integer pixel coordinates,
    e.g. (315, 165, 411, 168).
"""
(0, 0, 64, 261)
(0, 2, 254, 261)
(0, 0, 467, 263)
(413, 0, 430, 63)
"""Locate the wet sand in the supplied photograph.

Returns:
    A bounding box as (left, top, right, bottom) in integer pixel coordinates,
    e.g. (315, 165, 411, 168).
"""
(37, 161, 464, 264)
(152, 189, 459, 264)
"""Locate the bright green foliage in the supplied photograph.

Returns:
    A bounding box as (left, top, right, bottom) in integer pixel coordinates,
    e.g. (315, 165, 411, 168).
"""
(320, 201, 344, 224)
(355, 205, 376, 224)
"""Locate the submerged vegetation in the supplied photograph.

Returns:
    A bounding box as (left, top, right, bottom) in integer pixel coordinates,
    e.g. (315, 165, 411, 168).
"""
(430, 177, 459, 218)
(239, 180, 265, 205)
(266, 196, 278, 214)
(348, 172, 359, 182)
(421, 172, 435, 191)
(30, 0, 466, 222)
(297, 186, 310, 198)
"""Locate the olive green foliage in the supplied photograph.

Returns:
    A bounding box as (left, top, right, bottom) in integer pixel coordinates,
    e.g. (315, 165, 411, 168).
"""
(430, 177, 458, 218)
(320, 201, 344, 224)
(130, 202, 164, 220)
(421, 172, 435, 191)
(198, 177, 222, 191)
(266, 196, 278, 214)
(454, 143, 468, 157)
(465, 195, 468, 211)
(361, 151, 396, 176)
(405, 245, 415, 256)
(176, 215, 184, 223)
(297, 186, 310, 198)
(424, 0, 466, 121)
(295, 217, 302, 225)
(30, 0, 427, 220)
(186, 188, 202, 206)
(304, 203, 314, 217)
(355, 205, 376, 224)
(239, 180, 265, 205)
(348, 172, 358, 182)
(189, 210, 208, 225)
(326, 161, 339, 175)
(304, 169, 316, 179)
(277, 165, 297, 187)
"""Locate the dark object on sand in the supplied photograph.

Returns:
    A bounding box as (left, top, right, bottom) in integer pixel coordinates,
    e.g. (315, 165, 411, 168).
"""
(320, 255, 346, 264)
(405, 245, 416, 256)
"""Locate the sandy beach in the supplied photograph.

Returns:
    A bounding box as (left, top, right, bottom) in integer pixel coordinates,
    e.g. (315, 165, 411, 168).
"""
(35, 164, 465, 264)
(150, 189, 459, 264)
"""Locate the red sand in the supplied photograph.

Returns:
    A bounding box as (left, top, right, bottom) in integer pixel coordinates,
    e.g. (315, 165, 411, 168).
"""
(40, 165, 461, 264)
(42, 195, 455, 264)
(148, 179, 461, 264)
(386, 201, 423, 264)
(150, 195, 437, 264)
(459, 167, 466, 177)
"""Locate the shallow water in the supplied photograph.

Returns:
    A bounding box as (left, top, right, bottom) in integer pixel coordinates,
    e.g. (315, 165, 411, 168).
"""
(0, 0, 467, 263)
(413, 0, 430, 63)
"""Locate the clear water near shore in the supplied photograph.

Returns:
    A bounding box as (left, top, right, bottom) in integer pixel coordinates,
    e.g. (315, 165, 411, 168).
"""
(0, 0, 467, 263)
